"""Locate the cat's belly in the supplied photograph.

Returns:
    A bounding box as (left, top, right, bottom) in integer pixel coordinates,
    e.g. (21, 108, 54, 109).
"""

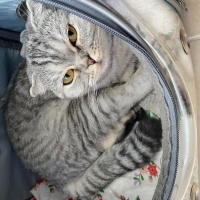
(101, 111, 135, 150)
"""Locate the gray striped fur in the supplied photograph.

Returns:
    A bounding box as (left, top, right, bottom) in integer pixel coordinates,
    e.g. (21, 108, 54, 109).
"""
(4, 0, 162, 198)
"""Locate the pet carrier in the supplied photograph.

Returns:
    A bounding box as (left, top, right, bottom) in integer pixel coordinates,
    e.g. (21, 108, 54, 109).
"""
(0, 0, 198, 199)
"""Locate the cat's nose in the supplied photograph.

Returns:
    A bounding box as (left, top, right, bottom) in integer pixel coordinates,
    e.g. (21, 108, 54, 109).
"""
(87, 56, 96, 66)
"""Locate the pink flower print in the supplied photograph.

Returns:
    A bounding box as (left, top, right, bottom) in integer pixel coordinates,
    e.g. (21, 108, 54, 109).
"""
(119, 195, 126, 200)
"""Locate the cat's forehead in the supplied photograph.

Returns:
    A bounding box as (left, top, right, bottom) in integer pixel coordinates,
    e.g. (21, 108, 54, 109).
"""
(68, 14, 91, 27)
(27, 0, 94, 31)
(39, 8, 91, 29)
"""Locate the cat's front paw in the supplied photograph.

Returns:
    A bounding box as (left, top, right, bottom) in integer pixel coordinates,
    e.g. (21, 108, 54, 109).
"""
(125, 66, 153, 95)
(63, 179, 92, 199)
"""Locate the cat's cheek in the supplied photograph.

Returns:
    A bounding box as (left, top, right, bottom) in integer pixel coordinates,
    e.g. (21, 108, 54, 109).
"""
(53, 90, 65, 99)
(62, 84, 86, 99)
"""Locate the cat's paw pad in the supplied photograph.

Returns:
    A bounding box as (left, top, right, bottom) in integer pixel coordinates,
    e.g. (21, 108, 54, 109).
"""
(135, 108, 161, 121)
(145, 110, 161, 121)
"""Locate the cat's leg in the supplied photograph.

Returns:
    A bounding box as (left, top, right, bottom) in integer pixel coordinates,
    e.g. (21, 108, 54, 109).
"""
(93, 65, 154, 118)
(73, 65, 154, 140)
(64, 109, 162, 197)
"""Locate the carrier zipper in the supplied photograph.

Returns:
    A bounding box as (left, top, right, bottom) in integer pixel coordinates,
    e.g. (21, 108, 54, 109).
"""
(34, 1, 179, 199)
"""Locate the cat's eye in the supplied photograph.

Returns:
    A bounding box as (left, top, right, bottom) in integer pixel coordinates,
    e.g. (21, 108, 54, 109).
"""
(68, 25, 77, 46)
(63, 69, 74, 85)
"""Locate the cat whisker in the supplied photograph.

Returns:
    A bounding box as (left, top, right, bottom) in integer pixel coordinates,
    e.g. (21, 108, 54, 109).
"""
(94, 85, 100, 116)
(87, 74, 92, 102)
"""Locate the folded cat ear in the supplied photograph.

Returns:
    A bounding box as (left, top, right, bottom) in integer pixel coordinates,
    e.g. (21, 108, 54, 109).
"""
(30, 73, 45, 98)
(26, 0, 44, 29)
(26, 0, 44, 14)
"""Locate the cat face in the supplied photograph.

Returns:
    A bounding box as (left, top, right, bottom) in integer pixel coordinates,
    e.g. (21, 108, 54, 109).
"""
(24, 0, 114, 99)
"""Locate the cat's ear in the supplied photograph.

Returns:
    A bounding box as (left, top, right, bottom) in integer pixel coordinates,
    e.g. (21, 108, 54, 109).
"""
(26, 0, 44, 14)
(26, 0, 44, 28)
(30, 73, 45, 97)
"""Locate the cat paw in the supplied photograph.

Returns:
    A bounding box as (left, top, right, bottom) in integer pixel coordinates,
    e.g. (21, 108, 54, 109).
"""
(135, 110, 163, 154)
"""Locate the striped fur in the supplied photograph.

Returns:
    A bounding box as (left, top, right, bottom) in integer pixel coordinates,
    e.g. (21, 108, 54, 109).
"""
(4, 0, 162, 198)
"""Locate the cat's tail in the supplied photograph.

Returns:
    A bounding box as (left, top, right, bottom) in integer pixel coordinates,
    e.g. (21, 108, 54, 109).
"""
(64, 109, 162, 198)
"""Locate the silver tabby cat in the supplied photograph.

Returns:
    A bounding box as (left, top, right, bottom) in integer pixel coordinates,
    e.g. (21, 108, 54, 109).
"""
(4, 0, 162, 198)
